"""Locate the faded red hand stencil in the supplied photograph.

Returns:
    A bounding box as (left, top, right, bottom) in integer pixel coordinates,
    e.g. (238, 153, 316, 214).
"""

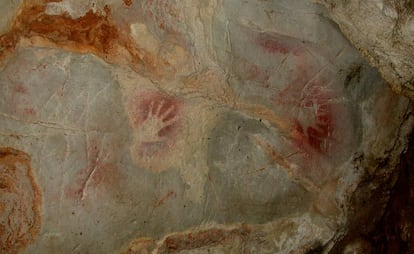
(275, 67, 345, 157)
(256, 33, 349, 156)
(231, 31, 355, 186)
(289, 85, 337, 155)
(238, 30, 353, 158)
(127, 90, 182, 167)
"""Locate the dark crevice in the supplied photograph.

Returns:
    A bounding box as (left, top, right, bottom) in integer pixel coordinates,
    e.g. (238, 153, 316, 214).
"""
(330, 127, 414, 253)
(370, 128, 414, 253)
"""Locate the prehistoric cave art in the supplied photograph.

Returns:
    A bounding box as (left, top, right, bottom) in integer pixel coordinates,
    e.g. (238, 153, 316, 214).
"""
(0, 0, 411, 253)
(230, 26, 354, 161)
(212, 23, 357, 194)
(272, 50, 339, 156)
(127, 89, 183, 171)
(0, 147, 41, 254)
(270, 51, 355, 184)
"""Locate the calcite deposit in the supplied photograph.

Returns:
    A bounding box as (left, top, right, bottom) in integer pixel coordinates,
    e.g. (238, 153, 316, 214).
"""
(0, 0, 412, 253)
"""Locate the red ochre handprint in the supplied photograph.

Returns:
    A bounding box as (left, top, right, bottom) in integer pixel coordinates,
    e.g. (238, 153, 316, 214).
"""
(138, 98, 179, 143)
(128, 90, 181, 161)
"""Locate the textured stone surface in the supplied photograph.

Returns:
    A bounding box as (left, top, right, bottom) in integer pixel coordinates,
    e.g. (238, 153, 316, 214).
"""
(318, 0, 414, 100)
(0, 0, 412, 253)
(0, 147, 41, 254)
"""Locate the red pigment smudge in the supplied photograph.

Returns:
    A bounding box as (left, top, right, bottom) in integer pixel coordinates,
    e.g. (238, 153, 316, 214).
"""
(65, 138, 123, 201)
(14, 85, 28, 94)
(154, 190, 176, 208)
(236, 59, 271, 85)
(235, 31, 306, 88)
(256, 33, 301, 55)
(159, 22, 165, 30)
(23, 107, 36, 115)
(140, 0, 187, 45)
(10, 83, 38, 119)
(248, 64, 262, 80)
(142, 0, 180, 35)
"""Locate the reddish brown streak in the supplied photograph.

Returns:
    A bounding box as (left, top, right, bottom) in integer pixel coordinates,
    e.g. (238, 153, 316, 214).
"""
(23, 107, 36, 115)
(14, 85, 28, 94)
(155, 190, 176, 208)
(123, 0, 133, 7)
(65, 139, 122, 201)
(256, 33, 300, 55)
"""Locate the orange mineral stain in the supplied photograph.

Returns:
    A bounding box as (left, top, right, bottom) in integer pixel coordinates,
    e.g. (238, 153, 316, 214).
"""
(124, 0, 133, 7)
(0, 1, 144, 74)
(0, 147, 41, 254)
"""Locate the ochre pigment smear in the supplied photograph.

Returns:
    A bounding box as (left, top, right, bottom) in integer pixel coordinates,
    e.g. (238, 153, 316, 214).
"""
(0, 147, 41, 254)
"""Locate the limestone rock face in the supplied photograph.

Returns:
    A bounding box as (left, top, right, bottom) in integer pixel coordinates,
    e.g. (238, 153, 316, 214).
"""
(317, 0, 414, 100)
(0, 148, 41, 254)
(0, 0, 412, 253)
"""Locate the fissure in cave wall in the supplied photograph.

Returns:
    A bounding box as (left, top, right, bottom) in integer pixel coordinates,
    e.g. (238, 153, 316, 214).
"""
(0, 0, 412, 253)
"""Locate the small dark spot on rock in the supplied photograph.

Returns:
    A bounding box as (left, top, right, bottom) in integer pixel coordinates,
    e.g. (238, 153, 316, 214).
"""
(344, 64, 362, 88)
(0, 182, 7, 189)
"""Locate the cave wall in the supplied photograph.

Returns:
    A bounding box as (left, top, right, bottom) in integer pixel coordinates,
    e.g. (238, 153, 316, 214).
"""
(0, 1, 412, 253)
(318, 0, 414, 100)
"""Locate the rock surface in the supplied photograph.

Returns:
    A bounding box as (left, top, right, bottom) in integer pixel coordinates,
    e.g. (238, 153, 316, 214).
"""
(0, 0, 412, 253)
(0, 148, 41, 254)
(318, 0, 414, 100)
